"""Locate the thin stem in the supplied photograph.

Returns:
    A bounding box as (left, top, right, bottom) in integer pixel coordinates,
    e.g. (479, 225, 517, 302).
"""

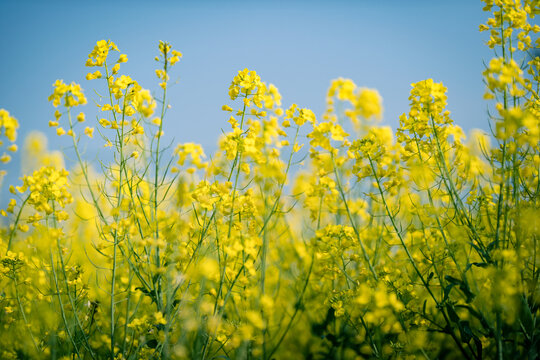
(6, 194, 30, 254)
(332, 154, 378, 281)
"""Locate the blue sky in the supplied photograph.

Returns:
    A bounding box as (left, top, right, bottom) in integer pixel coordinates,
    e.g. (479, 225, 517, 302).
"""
(1, 0, 494, 189)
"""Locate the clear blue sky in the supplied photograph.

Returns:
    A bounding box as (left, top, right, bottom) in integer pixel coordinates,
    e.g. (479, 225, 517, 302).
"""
(1, 0, 496, 188)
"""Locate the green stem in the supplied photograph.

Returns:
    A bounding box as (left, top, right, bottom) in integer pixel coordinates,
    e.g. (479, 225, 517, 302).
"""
(6, 194, 30, 254)
(367, 154, 471, 360)
(332, 154, 378, 281)
(13, 276, 40, 354)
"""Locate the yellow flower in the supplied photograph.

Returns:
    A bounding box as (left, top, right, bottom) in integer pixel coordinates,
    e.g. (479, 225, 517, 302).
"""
(355, 88, 383, 120)
(86, 39, 118, 67)
(118, 54, 128, 63)
(19, 166, 73, 215)
(0, 109, 19, 145)
(285, 104, 316, 126)
(85, 70, 102, 80)
(84, 127, 94, 139)
(48, 80, 87, 108)
(154, 312, 167, 325)
(228, 68, 263, 102)
(0, 153, 11, 164)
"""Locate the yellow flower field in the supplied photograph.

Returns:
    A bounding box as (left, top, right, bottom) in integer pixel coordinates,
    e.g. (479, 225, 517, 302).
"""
(0, 1, 539, 359)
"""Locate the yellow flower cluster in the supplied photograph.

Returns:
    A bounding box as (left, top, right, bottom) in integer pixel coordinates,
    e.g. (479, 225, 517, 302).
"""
(16, 166, 73, 216)
(396, 78, 455, 154)
(48, 79, 87, 109)
(174, 142, 207, 173)
(47, 80, 88, 138)
(307, 120, 349, 153)
(483, 57, 526, 98)
(284, 103, 316, 126)
(0, 109, 18, 144)
(0, 109, 18, 165)
(155, 40, 182, 89)
(480, 0, 540, 50)
(325, 78, 383, 132)
(229, 68, 264, 104)
(86, 39, 119, 67)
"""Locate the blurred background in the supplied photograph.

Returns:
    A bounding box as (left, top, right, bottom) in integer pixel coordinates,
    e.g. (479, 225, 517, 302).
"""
(0, 0, 492, 191)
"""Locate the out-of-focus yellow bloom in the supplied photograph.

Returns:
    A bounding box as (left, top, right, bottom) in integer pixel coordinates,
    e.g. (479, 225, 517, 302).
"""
(84, 127, 94, 138)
